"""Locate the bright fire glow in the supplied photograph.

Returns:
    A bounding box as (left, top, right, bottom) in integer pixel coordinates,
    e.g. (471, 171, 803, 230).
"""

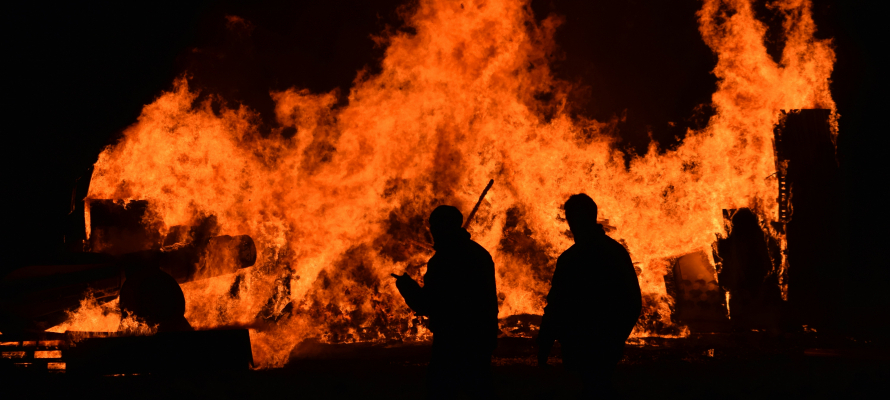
(59, 0, 834, 368)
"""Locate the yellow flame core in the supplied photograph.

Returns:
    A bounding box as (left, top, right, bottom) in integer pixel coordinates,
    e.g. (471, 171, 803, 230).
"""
(76, 0, 834, 368)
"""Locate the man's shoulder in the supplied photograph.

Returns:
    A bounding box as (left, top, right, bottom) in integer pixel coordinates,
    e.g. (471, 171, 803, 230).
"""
(467, 239, 494, 260)
(557, 244, 580, 258)
(556, 244, 587, 266)
(557, 237, 629, 260)
(602, 235, 630, 254)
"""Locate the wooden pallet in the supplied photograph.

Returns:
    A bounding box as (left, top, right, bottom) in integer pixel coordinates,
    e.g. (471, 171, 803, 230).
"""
(1, 338, 67, 372)
(2, 329, 251, 375)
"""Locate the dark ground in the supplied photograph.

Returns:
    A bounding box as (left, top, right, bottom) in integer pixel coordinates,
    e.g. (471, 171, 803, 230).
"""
(6, 334, 888, 399)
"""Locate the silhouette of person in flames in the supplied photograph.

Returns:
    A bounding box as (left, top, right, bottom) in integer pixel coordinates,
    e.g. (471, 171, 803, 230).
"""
(393, 205, 499, 399)
(537, 194, 641, 398)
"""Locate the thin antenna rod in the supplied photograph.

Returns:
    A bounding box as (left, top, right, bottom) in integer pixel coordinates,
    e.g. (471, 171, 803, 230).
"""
(463, 179, 494, 229)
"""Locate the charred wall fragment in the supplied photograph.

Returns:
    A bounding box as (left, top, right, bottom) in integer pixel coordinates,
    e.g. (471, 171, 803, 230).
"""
(773, 109, 843, 329)
(87, 200, 163, 255)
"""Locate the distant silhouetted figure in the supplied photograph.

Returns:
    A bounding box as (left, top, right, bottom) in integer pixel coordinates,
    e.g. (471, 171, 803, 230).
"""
(394, 205, 498, 399)
(717, 209, 783, 331)
(537, 194, 641, 398)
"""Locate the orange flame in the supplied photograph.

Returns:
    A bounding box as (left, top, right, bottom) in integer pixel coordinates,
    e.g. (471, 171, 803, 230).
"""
(68, 0, 835, 368)
(47, 293, 121, 333)
(47, 292, 156, 336)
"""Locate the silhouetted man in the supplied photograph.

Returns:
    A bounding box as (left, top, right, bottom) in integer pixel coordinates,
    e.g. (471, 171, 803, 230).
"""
(394, 205, 498, 399)
(537, 194, 641, 398)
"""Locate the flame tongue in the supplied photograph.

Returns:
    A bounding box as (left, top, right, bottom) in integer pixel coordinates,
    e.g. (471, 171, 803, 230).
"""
(69, 0, 837, 368)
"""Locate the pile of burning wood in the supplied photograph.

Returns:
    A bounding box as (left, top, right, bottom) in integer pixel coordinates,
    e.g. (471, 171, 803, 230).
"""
(1, 200, 256, 373)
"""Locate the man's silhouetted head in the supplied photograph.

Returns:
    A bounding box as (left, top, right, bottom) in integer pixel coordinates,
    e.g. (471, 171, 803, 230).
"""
(429, 205, 464, 245)
(564, 194, 599, 242)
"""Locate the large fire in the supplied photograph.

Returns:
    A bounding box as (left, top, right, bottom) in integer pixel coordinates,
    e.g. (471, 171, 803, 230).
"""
(60, 0, 835, 368)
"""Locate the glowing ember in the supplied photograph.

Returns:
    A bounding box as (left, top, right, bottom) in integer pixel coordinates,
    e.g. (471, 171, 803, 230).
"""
(47, 362, 66, 371)
(59, 0, 834, 368)
(34, 350, 62, 359)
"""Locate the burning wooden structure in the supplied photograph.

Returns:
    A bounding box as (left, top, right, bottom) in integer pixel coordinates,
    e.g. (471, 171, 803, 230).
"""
(2, 0, 844, 374)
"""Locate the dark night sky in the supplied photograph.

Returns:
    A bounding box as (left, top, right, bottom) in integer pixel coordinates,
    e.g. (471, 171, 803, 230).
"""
(2, 0, 882, 281)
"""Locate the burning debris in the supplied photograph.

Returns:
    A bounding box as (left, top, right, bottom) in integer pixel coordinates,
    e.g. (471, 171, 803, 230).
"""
(1, 0, 841, 373)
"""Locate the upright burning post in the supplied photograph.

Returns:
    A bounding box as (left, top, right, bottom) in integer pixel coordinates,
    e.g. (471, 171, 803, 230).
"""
(773, 109, 842, 329)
